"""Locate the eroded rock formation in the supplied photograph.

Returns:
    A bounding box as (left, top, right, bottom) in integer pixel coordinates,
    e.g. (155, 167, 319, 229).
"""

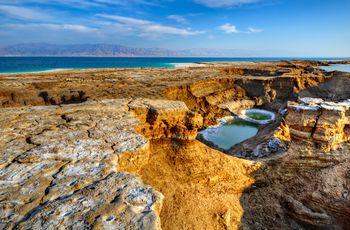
(129, 98, 203, 140)
(286, 77, 350, 151)
(0, 61, 349, 229)
(240, 143, 350, 229)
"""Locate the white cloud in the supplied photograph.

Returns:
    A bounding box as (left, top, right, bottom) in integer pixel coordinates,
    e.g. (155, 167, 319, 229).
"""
(0, 4, 51, 20)
(97, 14, 203, 36)
(219, 24, 263, 34)
(47, 24, 99, 33)
(0, 0, 160, 9)
(94, 0, 159, 7)
(219, 23, 239, 34)
(98, 15, 149, 26)
(4, 23, 99, 33)
(167, 15, 187, 24)
(248, 27, 263, 33)
(194, 0, 259, 8)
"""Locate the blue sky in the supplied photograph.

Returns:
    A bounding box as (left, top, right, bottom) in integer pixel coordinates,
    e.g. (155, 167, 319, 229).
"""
(0, 0, 349, 56)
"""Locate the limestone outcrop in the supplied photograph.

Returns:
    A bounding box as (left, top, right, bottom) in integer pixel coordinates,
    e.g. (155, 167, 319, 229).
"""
(0, 100, 163, 229)
(286, 99, 350, 151)
(165, 74, 330, 126)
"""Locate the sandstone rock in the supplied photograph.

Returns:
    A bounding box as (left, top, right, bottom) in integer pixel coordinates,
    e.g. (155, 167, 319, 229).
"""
(299, 75, 350, 101)
(283, 195, 333, 226)
(218, 99, 255, 114)
(206, 89, 236, 106)
(239, 142, 350, 229)
(313, 102, 349, 150)
(286, 98, 349, 151)
(165, 69, 328, 126)
(286, 101, 320, 140)
(189, 79, 234, 98)
(129, 98, 203, 140)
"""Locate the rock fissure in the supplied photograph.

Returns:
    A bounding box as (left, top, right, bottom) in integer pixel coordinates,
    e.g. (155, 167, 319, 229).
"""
(41, 160, 71, 199)
(310, 108, 323, 140)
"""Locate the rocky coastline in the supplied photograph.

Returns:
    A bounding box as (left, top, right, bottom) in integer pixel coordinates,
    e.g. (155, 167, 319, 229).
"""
(0, 60, 349, 229)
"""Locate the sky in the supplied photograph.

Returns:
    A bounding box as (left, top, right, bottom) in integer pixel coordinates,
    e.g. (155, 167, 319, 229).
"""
(0, 0, 349, 57)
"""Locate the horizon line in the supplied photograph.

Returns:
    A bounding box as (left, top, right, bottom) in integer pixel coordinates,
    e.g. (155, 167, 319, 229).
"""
(0, 56, 350, 59)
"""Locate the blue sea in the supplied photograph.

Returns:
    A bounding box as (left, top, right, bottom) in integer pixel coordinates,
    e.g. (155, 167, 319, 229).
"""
(319, 64, 350, 73)
(0, 57, 349, 74)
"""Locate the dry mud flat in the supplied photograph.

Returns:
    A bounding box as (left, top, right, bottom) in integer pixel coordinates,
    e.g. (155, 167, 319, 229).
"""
(0, 61, 350, 229)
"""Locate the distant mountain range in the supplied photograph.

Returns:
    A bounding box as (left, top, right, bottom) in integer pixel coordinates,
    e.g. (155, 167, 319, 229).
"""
(0, 43, 290, 57)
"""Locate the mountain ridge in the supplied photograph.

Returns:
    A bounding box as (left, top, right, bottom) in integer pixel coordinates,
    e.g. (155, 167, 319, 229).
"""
(0, 43, 291, 57)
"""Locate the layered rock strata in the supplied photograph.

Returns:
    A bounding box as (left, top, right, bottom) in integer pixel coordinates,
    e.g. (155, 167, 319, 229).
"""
(129, 98, 203, 140)
(165, 72, 330, 126)
(286, 98, 349, 151)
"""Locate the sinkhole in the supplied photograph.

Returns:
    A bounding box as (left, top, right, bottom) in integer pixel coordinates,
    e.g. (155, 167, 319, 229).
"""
(240, 109, 275, 125)
(198, 109, 275, 151)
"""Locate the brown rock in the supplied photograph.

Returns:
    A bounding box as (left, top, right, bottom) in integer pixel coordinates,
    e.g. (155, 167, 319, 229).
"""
(129, 98, 203, 140)
(286, 100, 349, 151)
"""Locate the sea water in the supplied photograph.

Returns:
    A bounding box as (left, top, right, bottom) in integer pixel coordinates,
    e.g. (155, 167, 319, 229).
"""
(320, 64, 350, 73)
(1, 57, 349, 74)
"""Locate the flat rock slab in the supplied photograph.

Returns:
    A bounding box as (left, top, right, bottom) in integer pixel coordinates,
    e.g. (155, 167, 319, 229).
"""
(0, 99, 163, 229)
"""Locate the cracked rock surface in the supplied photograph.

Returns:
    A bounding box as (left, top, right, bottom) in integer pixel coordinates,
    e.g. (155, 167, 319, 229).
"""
(0, 99, 163, 229)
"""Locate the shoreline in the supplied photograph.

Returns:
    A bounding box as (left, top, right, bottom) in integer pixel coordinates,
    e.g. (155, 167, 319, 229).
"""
(0, 66, 172, 75)
(0, 59, 350, 75)
(0, 68, 75, 75)
(0, 62, 215, 74)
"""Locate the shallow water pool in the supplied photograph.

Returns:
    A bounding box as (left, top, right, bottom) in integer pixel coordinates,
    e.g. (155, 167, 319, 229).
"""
(240, 109, 275, 125)
(319, 64, 350, 73)
(246, 111, 272, 120)
(198, 118, 258, 150)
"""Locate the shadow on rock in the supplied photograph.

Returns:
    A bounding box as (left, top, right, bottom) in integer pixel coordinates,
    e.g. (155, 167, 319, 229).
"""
(239, 142, 350, 229)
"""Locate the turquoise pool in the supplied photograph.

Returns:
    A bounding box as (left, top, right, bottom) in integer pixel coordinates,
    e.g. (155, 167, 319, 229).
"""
(198, 118, 258, 150)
